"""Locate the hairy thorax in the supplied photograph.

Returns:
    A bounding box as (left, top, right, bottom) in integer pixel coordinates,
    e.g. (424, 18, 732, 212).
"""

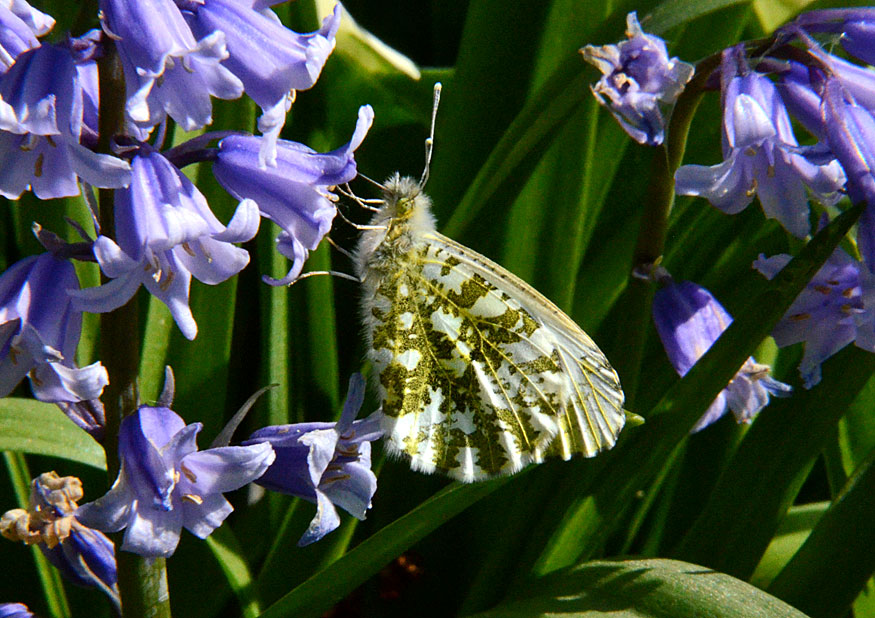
(354, 174, 437, 286)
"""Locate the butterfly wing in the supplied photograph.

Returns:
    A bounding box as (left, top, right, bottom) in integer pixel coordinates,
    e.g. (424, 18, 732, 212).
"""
(368, 228, 625, 482)
(425, 232, 626, 461)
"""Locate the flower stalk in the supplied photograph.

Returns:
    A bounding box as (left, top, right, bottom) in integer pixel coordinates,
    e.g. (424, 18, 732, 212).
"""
(613, 52, 720, 408)
(96, 37, 170, 618)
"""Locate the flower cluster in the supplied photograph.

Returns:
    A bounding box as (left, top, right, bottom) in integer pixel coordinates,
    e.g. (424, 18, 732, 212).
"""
(595, 10, 875, 391)
(684, 12, 875, 386)
(0, 0, 373, 377)
(674, 44, 845, 239)
(0, 0, 385, 598)
(100, 0, 339, 165)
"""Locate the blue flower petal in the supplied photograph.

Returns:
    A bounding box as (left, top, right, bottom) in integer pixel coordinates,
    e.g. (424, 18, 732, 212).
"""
(298, 490, 341, 546)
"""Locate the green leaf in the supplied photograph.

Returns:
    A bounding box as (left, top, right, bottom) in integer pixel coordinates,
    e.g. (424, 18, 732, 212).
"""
(440, 56, 592, 241)
(0, 399, 106, 470)
(259, 220, 291, 428)
(205, 527, 261, 618)
(835, 367, 875, 478)
(768, 447, 875, 618)
(646, 0, 754, 35)
(750, 502, 828, 588)
(467, 558, 810, 618)
(751, 0, 816, 33)
(257, 477, 512, 618)
(673, 345, 875, 579)
(139, 296, 173, 403)
(426, 0, 553, 225)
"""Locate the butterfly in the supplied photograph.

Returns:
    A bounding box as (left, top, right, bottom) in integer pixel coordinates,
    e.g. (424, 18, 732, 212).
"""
(353, 174, 627, 482)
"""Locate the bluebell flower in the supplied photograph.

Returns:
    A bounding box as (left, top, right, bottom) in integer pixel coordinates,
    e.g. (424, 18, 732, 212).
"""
(0, 472, 118, 607)
(789, 9, 875, 66)
(0, 603, 34, 618)
(774, 23, 875, 152)
(652, 275, 792, 432)
(775, 61, 825, 141)
(179, 1, 340, 166)
(0, 0, 54, 72)
(755, 250, 873, 388)
(778, 55, 875, 143)
(244, 374, 383, 545)
(99, 0, 243, 133)
(675, 47, 845, 238)
(818, 76, 875, 270)
(71, 145, 259, 339)
(0, 10, 39, 73)
(213, 104, 373, 285)
(6, 0, 55, 36)
(68, 30, 103, 148)
(0, 41, 131, 199)
(76, 405, 275, 558)
(0, 253, 108, 404)
(581, 12, 694, 146)
(56, 399, 106, 441)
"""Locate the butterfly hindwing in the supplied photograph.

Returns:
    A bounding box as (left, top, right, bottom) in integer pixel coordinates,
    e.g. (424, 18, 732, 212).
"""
(422, 232, 626, 461)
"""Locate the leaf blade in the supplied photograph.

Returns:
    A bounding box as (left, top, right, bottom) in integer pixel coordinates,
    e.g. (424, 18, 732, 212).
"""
(469, 558, 809, 618)
(0, 399, 106, 470)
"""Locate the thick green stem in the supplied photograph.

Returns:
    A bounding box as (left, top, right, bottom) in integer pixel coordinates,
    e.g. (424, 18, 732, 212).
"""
(96, 38, 171, 618)
(116, 555, 170, 616)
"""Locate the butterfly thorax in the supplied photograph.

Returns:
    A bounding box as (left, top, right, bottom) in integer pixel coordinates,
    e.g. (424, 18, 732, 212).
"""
(354, 174, 436, 283)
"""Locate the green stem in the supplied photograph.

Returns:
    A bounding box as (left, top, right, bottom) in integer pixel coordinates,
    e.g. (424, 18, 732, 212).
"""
(612, 53, 721, 409)
(116, 555, 171, 617)
(96, 38, 171, 618)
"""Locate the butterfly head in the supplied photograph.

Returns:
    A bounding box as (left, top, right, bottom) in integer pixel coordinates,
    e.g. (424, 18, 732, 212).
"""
(380, 173, 427, 220)
(369, 173, 436, 236)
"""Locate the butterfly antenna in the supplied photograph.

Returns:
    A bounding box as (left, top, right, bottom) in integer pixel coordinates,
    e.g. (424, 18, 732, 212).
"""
(334, 205, 387, 231)
(420, 82, 442, 188)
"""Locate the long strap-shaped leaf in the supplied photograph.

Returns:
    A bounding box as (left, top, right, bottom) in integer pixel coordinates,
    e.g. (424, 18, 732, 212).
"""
(767, 444, 875, 617)
(467, 558, 810, 618)
(673, 345, 875, 577)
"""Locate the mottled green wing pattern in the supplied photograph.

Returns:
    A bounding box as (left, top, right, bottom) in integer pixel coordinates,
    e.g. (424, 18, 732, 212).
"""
(368, 231, 625, 482)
